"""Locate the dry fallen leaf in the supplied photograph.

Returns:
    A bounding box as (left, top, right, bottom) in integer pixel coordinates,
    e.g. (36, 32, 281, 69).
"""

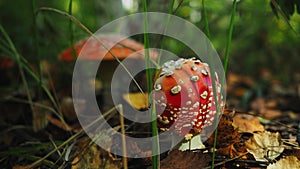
(72, 137, 122, 169)
(205, 110, 251, 159)
(267, 156, 300, 169)
(233, 114, 264, 133)
(206, 110, 240, 148)
(246, 131, 284, 162)
(157, 150, 211, 169)
(123, 92, 149, 110)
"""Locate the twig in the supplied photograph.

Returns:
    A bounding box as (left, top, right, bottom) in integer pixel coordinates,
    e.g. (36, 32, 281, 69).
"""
(118, 105, 128, 169)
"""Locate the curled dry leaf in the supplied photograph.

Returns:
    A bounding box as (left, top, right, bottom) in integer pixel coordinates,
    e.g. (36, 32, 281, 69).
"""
(233, 114, 264, 133)
(267, 156, 300, 169)
(246, 131, 284, 162)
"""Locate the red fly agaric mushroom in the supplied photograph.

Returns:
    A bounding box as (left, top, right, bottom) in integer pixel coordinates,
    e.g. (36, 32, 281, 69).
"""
(153, 58, 224, 140)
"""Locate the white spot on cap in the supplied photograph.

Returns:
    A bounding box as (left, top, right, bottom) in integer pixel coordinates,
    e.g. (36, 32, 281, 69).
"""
(182, 107, 188, 110)
(218, 86, 221, 93)
(183, 124, 191, 127)
(196, 121, 202, 127)
(201, 69, 208, 76)
(182, 110, 188, 114)
(194, 60, 201, 64)
(171, 85, 181, 94)
(154, 84, 161, 91)
(215, 72, 219, 81)
(191, 65, 198, 71)
(166, 71, 174, 77)
(186, 101, 192, 105)
(193, 102, 199, 108)
(175, 64, 181, 69)
(200, 91, 208, 99)
(190, 75, 199, 82)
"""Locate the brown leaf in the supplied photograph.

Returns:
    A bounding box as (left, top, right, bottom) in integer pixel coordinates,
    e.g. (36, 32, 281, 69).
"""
(158, 150, 211, 169)
(72, 137, 122, 169)
(205, 110, 251, 159)
(233, 114, 264, 133)
(206, 110, 240, 148)
(245, 131, 284, 162)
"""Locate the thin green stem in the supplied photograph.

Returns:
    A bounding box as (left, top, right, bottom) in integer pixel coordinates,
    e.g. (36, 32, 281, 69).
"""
(0, 24, 68, 129)
(157, 0, 175, 65)
(0, 25, 34, 120)
(211, 0, 237, 168)
(202, 0, 211, 38)
(223, 0, 237, 74)
(68, 0, 77, 59)
(31, 0, 42, 99)
(142, 1, 159, 169)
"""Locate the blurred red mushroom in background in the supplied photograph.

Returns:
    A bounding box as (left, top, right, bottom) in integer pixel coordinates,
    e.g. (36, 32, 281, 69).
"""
(58, 34, 148, 61)
(57, 34, 157, 112)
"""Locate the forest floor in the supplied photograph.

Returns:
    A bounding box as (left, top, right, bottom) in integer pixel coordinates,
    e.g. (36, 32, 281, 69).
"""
(1, 70, 300, 169)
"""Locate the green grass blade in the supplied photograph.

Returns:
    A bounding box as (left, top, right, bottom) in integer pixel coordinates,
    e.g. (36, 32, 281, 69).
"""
(156, 0, 175, 65)
(142, 1, 159, 169)
(68, 0, 77, 59)
(223, 0, 237, 74)
(0, 25, 34, 119)
(202, 0, 211, 38)
(31, 0, 42, 99)
(210, 0, 237, 168)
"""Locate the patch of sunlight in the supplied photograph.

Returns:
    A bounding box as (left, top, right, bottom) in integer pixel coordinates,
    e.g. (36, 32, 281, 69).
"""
(190, 9, 201, 23)
(122, 0, 138, 13)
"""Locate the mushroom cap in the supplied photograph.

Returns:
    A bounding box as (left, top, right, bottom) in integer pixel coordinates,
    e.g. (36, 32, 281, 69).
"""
(154, 58, 224, 136)
(58, 34, 157, 61)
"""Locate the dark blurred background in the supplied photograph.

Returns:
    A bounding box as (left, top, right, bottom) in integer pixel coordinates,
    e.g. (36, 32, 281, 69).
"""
(0, 0, 299, 109)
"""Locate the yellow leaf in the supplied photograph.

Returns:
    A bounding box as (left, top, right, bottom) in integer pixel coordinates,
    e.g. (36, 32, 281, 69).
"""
(122, 93, 149, 110)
